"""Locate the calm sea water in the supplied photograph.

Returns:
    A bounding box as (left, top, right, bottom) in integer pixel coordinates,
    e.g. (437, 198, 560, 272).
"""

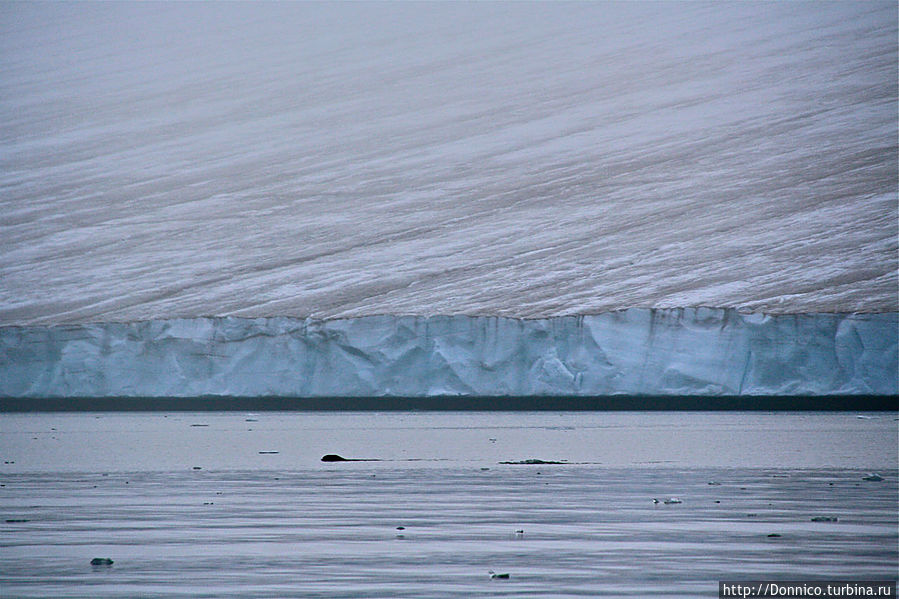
(1, 412, 896, 597)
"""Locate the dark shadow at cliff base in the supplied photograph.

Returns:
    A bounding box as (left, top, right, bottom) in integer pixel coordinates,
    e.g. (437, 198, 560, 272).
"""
(0, 395, 896, 412)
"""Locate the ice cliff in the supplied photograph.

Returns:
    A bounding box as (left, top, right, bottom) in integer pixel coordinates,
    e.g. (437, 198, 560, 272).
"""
(1, 309, 895, 398)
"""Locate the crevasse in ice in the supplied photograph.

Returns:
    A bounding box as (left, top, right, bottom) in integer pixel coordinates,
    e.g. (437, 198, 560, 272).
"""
(1, 309, 895, 398)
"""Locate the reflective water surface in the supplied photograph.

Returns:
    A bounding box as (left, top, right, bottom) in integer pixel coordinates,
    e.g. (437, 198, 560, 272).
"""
(1, 412, 896, 597)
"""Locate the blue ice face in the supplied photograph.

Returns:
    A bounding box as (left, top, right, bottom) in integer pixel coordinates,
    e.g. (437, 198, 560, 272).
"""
(1, 310, 895, 398)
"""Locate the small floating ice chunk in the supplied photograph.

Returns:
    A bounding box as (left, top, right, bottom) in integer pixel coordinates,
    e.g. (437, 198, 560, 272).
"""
(862, 473, 884, 481)
(489, 570, 510, 579)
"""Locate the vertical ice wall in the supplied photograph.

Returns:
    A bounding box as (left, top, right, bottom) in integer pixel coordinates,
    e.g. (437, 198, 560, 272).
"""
(1, 310, 895, 398)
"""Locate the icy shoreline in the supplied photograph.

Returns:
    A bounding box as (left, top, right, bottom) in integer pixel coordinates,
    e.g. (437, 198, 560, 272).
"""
(1, 308, 895, 398)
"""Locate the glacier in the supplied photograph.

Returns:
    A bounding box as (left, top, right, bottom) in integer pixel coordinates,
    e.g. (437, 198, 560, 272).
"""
(1, 309, 895, 398)
(1, 3, 897, 402)
(1, 2, 897, 325)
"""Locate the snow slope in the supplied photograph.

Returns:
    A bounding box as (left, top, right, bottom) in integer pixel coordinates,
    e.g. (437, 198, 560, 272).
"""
(1, 4, 896, 399)
(1, 310, 895, 398)
(1, 2, 896, 325)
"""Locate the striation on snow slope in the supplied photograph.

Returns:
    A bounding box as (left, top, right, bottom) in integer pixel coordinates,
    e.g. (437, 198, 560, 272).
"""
(1, 2, 897, 325)
(1, 310, 896, 398)
(1, 3, 897, 401)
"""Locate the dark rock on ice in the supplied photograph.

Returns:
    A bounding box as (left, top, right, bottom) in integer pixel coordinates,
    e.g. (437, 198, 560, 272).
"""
(320, 454, 380, 462)
(767, 533, 781, 538)
(810, 516, 838, 522)
(90, 558, 114, 566)
(321, 454, 348, 462)
(489, 570, 510, 579)
(499, 459, 567, 465)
